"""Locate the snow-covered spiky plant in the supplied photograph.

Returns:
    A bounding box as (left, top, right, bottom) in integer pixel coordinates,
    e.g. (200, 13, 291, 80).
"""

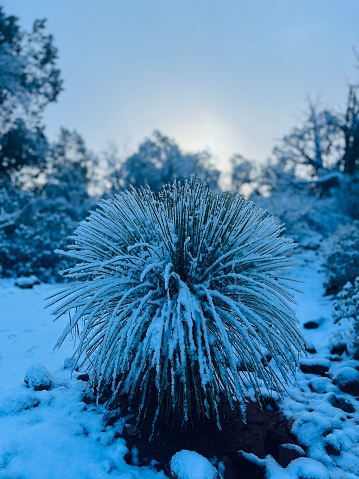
(50, 179, 305, 428)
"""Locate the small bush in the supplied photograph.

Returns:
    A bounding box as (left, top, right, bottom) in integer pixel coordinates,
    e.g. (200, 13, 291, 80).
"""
(251, 184, 346, 248)
(337, 175, 359, 220)
(324, 222, 359, 295)
(50, 180, 305, 429)
(0, 185, 94, 281)
(333, 278, 359, 358)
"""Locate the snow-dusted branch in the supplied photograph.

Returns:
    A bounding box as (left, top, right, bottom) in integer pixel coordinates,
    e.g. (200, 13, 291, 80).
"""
(0, 207, 21, 228)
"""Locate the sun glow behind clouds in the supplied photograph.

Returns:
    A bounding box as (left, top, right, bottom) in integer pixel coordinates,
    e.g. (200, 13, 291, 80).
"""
(165, 110, 247, 172)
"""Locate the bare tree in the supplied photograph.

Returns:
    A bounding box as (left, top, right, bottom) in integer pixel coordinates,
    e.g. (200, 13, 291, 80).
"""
(273, 102, 342, 177)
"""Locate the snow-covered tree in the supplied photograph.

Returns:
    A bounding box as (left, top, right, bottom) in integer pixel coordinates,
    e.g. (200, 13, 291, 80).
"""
(0, 7, 62, 180)
(44, 128, 93, 206)
(107, 131, 221, 193)
(0, 119, 49, 183)
(0, 182, 88, 281)
(0, 129, 96, 281)
(0, 8, 62, 132)
(50, 180, 305, 430)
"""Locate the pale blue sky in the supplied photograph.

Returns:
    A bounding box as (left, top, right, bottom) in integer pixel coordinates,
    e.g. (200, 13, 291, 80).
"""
(3, 0, 359, 170)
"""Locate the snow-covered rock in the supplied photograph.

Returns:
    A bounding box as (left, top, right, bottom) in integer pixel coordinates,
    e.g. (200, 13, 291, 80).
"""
(329, 394, 356, 413)
(332, 367, 359, 396)
(0, 392, 40, 416)
(266, 456, 330, 479)
(24, 363, 53, 391)
(308, 377, 334, 394)
(170, 450, 217, 479)
(299, 358, 331, 376)
(15, 275, 41, 289)
(278, 443, 306, 468)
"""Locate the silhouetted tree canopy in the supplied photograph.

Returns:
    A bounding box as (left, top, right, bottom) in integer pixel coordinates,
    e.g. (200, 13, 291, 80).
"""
(109, 130, 220, 193)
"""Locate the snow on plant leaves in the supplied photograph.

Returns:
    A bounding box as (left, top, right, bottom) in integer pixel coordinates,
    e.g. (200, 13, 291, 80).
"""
(49, 179, 305, 427)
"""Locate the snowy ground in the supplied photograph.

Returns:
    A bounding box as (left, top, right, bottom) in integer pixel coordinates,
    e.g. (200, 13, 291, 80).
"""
(266, 250, 359, 478)
(0, 250, 358, 479)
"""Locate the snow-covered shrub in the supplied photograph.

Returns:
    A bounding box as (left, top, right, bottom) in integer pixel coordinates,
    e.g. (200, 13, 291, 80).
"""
(251, 183, 346, 248)
(324, 221, 359, 295)
(337, 175, 359, 220)
(333, 278, 359, 358)
(0, 183, 94, 282)
(50, 180, 305, 428)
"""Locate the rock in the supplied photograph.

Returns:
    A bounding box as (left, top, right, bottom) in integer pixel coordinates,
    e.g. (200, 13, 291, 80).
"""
(303, 321, 320, 329)
(15, 275, 41, 289)
(77, 373, 90, 382)
(81, 394, 93, 405)
(24, 364, 52, 391)
(305, 340, 317, 355)
(308, 377, 333, 394)
(306, 346, 317, 354)
(278, 443, 306, 468)
(170, 450, 217, 479)
(264, 429, 296, 461)
(333, 367, 359, 396)
(303, 318, 325, 329)
(325, 443, 340, 456)
(329, 395, 355, 413)
(330, 344, 348, 356)
(324, 434, 341, 456)
(299, 359, 331, 376)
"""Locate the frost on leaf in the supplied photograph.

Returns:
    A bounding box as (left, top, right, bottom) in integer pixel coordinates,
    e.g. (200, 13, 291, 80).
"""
(49, 179, 305, 429)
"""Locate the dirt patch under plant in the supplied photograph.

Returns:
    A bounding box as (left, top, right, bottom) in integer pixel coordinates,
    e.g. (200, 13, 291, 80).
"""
(107, 396, 301, 478)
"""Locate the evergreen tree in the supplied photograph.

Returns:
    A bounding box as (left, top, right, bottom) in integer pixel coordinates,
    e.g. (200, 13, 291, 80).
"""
(0, 7, 62, 180)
